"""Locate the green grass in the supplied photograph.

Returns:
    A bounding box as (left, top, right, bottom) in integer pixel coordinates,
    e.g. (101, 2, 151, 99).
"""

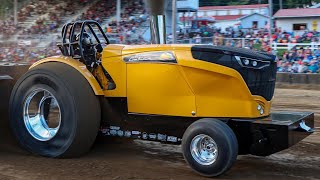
(253, 43, 284, 56)
(253, 43, 261, 50)
(276, 49, 286, 57)
(253, 43, 287, 57)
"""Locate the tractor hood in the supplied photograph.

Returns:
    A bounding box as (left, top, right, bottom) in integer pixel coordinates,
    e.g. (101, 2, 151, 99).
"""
(104, 44, 276, 62)
(191, 45, 276, 61)
(103, 44, 192, 58)
(102, 44, 277, 102)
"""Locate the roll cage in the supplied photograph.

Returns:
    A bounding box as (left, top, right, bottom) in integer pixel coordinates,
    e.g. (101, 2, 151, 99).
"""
(57, 20, 110, 62)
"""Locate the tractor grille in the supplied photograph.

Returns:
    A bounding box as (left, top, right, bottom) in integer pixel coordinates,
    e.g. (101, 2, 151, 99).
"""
(237, 59, 277, 101)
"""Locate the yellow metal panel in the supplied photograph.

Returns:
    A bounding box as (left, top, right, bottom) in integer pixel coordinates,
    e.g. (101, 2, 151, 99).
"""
(30, 56, 104, 95)
(127, 63, 196, 116)
(101, 44, 193, 98)
(102, 44, 125, 58)
(121, 44, 192, 56)
(175, 50, 270, 118)
(101, 45, 127, 97)
(253, 95, 271, 115)
(101, 56, 127, 97)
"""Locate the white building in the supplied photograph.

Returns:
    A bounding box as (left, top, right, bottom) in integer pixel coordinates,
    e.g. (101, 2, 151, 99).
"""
(210, 13, 269, 32)
(274, 8, 320, 35)
(240, 13, 269, 29)
(178, 4, 270, 31)
(213, 15, 243, 31)
(178, 4, 269, 22)
(198, 4, 269, 17)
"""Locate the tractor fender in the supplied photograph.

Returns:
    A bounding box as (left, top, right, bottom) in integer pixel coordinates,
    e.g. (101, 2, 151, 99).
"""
(30, 56, 104, 95)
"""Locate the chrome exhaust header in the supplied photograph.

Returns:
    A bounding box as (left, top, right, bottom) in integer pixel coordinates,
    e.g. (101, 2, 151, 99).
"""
(145, 0, 166, 44)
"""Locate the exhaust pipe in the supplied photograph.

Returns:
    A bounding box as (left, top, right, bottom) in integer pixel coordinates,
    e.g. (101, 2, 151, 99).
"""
(145, 0, 166, 44)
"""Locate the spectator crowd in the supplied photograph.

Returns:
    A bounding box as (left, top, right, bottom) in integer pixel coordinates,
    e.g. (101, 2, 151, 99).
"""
(175, 23, 320, 73)
(277, 46, 320, 73)
(0, 0, 148, 65)
(0, 43, 60, 64)
(1, 0, 320, 74)
(0, 0, 88, 38)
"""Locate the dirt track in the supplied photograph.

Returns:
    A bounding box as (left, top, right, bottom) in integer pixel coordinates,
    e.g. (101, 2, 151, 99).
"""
(0, 88, 319, 180)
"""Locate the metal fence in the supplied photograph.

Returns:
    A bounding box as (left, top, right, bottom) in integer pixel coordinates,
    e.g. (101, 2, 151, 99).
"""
(175, 37, 267, 50)
(174, 37, 320, 54)
(271, 42, 320, 51)
(3, 35, 320, 53)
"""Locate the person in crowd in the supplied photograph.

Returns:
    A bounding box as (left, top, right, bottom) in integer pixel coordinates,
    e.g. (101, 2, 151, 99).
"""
(291, 62, 299, 73)
(314, 46, 320, 57)
(278, 61, 289, 72)
(298, 61, 310, 73)
(308, 58, 319, 73)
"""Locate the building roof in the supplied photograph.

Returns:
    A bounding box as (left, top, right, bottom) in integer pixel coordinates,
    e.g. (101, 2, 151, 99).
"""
(179, 16, 215, 21)
(179, 13, 268, 22)
(213, 15, 244, 21)
(179, 15, 244, 21)
(274, 8, 320, 18)
(199, 4, 269, 11)
(239, 12, 269, 20)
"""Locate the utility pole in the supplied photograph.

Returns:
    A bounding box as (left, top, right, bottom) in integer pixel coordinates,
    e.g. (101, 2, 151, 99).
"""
(5, 7, 9, 20)
(172, 0, 177, 44)
(14, 0, 18, 25)
(116, 0, 121, 26)
(279, 0, 283, 9)
(268, 0, 273, 51)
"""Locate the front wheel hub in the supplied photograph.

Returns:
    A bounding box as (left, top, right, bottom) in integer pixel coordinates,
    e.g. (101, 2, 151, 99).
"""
(190, 134, 218, 166)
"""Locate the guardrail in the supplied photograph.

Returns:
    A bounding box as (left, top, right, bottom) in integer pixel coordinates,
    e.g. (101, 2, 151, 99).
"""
(276, 72, 320, 85)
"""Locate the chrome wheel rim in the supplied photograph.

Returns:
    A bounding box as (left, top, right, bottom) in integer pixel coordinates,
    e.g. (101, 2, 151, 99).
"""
(190, 134, 218, 166)
(23, 88, 61, 141)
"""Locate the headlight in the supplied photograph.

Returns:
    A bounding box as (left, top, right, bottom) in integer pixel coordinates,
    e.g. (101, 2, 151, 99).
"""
(235, 56, 270, 69)
(252, 61, 258, 67)
(244, 59, 250, 65)
(124, 51, 177, 63)
(257, 104, 262, 110)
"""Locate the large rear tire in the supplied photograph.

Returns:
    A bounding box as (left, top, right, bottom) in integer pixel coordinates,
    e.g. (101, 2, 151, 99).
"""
(182, 118, 238, 177)
(9, 62, 101, 158)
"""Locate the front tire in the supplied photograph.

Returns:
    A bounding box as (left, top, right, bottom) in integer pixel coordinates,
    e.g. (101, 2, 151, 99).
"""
(182, 118, 238, 177)
(9, 62, 101, 158)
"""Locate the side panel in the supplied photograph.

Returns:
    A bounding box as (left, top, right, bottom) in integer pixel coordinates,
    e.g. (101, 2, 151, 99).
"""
(102, 56, 127, 97)
(175, 50, 270, 118)
(126, 63, 196, 116)
(102, 45, 127, 97)
(30, 56, 104, 95)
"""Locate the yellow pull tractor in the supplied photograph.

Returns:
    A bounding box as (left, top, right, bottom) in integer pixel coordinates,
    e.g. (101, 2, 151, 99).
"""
(9, 19, 314, 177)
